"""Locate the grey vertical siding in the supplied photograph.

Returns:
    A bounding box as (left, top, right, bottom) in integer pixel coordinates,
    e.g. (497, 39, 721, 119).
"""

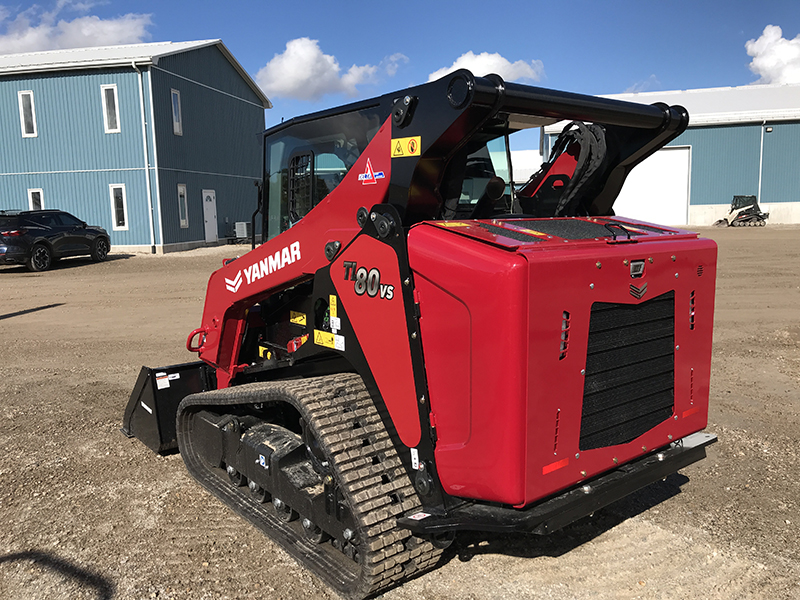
(155, 46, 263, 107)
(157, 171, 259, 244)
(669, 122, 800, 206)
(761, 122, 800, 205)
(150, 45, 265, 245)
(0, 170, 151, 245)
(668, 125, 762, 205)
(0, 69, 144, 172)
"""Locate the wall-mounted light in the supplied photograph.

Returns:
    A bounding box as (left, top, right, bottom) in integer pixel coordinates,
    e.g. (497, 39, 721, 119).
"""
(765, 126, 773, 133)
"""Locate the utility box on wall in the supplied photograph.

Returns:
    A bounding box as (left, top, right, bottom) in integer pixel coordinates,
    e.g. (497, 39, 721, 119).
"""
(234, 221, 252, 240)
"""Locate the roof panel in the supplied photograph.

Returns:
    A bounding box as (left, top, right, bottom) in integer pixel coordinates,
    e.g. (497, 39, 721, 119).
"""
(0, 39, 270, 109)
(605, 83, 800, 126)
(0, 40, 217, 72)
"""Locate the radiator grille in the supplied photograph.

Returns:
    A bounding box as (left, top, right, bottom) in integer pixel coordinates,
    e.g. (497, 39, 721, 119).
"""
(579, 291, 675, 450)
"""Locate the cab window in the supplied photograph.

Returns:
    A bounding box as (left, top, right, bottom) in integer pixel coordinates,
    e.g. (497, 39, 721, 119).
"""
(264, 107, 382, 240)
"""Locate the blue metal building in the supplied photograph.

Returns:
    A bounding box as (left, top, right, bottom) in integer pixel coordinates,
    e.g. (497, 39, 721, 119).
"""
(0, 40, 270, 252)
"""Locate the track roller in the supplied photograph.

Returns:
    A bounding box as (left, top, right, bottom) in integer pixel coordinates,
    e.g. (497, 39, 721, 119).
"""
(248, 480, 270, 503)
(272, 497, 298, 522)
(226, 464, 246, 487)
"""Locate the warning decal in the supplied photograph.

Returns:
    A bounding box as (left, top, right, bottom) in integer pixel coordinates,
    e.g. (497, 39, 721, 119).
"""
(391, 136, 421, 158)
(290, 311, 306, 326)
(155, 372, 169, 390)
(314, 329, 345, 351)
(329, 295, 338, 319)
(408, 511, 431, 521)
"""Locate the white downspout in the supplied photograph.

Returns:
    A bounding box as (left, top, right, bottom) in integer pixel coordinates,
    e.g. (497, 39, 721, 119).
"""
(148, 65, 164, 249)
(757, 120, 766, 203)
(134, 60, 156, 253)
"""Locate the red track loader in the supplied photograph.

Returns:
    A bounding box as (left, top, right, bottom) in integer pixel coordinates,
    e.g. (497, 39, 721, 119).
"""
(123, 70, 717, 598)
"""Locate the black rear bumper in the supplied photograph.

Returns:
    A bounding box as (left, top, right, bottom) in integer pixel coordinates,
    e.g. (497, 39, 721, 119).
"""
(0, 245, 27, 264)
(398, 431, 716, 535)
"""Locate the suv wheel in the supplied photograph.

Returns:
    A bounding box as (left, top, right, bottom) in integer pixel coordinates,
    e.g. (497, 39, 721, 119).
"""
(91, 237, 110, 262)
(27, 244, 52, 272)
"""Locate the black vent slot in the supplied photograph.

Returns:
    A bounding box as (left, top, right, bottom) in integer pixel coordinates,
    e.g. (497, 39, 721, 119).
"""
(579, 291, 675, 450)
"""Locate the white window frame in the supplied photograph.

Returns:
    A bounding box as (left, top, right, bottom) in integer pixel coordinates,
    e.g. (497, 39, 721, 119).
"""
(109, 184, 129, 231)
(27, 188, 44, 211)
(101, 84, 121, 134)
(18, 90, 38, 138)
(171, 89, 183, 136)
(178, 184, 189, 228)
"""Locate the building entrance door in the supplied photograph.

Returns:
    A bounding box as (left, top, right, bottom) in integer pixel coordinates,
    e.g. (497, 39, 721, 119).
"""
(202, 189, 218, 243)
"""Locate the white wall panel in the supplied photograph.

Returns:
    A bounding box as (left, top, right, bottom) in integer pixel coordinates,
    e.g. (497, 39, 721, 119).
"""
(614, 146, 691, 226)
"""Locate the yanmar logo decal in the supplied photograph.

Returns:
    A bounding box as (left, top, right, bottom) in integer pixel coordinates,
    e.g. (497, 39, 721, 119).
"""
(630, 283, 648, 299)
(358, 158, 385, 185)
(225, 271, 242, 293)
(224, 242, 301, 293)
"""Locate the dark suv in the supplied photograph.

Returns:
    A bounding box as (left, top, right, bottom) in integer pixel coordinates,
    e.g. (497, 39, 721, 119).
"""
(0, 210, 110, 272)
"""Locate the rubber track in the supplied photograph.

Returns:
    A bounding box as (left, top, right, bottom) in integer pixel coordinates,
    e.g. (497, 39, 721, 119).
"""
(176, 373, 442, 599)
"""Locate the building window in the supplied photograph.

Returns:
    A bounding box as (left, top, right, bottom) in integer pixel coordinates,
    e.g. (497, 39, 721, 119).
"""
(109, 184, 128, 231)
(178, 184, 188, 228)
(28, 188, 43, 210)
(18, 91, 37, 138)
(101, 84, 121, 133)
(171, 89, 183, 136)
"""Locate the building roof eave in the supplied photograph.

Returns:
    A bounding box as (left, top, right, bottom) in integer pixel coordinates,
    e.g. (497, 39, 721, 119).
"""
(0, 39, 271, 109)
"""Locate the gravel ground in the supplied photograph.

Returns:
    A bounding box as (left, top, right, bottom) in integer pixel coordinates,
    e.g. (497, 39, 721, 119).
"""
(1, 226, 798, 600)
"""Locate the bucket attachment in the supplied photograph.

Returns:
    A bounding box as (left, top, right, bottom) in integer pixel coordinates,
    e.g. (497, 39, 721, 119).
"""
(121, 361, 216, 454)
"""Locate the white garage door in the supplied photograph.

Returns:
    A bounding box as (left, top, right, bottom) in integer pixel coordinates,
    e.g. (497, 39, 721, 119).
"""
(613, 146, 691, 226)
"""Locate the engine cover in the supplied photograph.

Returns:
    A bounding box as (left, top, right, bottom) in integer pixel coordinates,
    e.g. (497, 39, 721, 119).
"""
(408, 217, 716, 508)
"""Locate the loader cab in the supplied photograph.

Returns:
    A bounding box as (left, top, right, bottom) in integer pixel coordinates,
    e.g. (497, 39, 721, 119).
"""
(260, 70, 690, 242)
(437, 113, 548, 221)
(440, 132, 514, 220)
(262, 105, 384, 240)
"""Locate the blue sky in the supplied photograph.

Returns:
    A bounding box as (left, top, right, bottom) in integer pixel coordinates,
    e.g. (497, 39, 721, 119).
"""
(1, 0, 799, 125)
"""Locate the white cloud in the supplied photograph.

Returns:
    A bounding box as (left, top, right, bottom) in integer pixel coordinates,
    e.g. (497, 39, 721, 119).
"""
(428, 51, 544, 83)
(625, 74, 661, 93)
(384, 52, 408, 77)
(256, 38, 406, 102)
(0, 1, 152, 54)
(746, 25, 800, 84)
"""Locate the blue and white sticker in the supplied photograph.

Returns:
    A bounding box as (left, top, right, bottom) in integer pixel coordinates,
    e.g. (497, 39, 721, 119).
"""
(358, 159, 385, 185)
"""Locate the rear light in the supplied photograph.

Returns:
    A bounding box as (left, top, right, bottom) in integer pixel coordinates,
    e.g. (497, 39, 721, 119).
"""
(0, 229, 26, 236)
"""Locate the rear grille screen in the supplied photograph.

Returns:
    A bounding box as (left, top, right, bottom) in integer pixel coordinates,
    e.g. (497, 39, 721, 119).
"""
(579, 291, 675, 450)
